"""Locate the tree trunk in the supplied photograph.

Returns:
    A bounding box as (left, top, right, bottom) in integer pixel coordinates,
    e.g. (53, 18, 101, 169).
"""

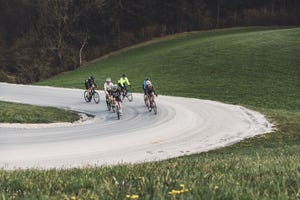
(79, 34, 88, 67)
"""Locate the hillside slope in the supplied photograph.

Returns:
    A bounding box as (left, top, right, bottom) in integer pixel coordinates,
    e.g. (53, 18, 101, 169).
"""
(38, 27, 300, 111)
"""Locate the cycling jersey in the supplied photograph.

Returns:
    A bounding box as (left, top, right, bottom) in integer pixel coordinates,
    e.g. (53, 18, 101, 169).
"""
(111, 89, 122, 101)
(118, 77, 131, 87)
(85, 79, 97, 89)
(104, 82, 113, 92)
(146, 85, 156, 96)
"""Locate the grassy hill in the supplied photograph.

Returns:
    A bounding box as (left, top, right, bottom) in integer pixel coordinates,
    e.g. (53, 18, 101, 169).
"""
(1, 27, 300, 199)
(39, 27, 300, 111)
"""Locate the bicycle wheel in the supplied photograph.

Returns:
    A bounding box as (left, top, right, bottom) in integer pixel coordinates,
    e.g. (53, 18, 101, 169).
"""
(84, 91, 91, 102)
(152, 101, 157, 115)
(93, 91, 100, 104)
(116, 105, 120, 120)
(112, 104, 116, 113)
(126, 92, 133, 102)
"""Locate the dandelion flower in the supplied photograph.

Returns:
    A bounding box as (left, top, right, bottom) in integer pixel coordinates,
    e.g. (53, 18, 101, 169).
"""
(131, 194, 139, 199)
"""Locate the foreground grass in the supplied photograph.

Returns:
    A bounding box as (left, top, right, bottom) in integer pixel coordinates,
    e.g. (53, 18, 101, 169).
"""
(1, 27, 300, 199)
(0, 101, 80, 123)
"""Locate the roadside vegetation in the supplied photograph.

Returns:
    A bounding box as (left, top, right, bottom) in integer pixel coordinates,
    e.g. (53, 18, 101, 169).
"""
(1, 27, 299, 199)
(0, 101, 80, 123)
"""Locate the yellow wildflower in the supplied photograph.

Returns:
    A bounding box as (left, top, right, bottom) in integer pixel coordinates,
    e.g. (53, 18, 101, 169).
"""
(71, 196, 76, 200)
(214, 185, 219, 190)
(168, 190, 181, 195)
(126, 194, 131, 198)
(168, 184, 191, 195)
(131, 194, 139, 199)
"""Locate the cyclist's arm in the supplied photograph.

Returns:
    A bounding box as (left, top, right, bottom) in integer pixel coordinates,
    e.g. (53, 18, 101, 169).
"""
(152, 87, 158, 96)
(125, 78, 131, 86)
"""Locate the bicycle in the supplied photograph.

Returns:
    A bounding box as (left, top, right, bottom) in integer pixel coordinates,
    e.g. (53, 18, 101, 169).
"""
(111, 99, 121, 119)
(121, 86, 133, 102)
(84, 87, 100, 104)
(146, 94, 157, 115)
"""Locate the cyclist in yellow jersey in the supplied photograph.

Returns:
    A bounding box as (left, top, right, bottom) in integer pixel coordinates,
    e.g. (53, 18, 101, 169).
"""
(118, 74, 131, 97)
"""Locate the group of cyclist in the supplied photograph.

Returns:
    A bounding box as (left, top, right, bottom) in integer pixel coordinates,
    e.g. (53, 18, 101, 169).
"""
(103, 74, 130, 115)
(85, 74, 157, 114)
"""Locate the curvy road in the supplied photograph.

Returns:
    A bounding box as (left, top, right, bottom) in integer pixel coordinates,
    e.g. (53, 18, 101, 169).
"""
(0, 83, 272, 169)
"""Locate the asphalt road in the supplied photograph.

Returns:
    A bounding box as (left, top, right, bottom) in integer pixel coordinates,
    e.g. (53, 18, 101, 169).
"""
(0, 83, 272, 169)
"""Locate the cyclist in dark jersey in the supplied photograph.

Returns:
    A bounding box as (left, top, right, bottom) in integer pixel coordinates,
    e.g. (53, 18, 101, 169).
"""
(145, 81, 157, 111)
(111, 84, 123, 114)
(84, 76, 97, 100)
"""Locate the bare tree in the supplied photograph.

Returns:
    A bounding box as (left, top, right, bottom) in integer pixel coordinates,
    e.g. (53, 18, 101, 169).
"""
(36, 0, 105, 69)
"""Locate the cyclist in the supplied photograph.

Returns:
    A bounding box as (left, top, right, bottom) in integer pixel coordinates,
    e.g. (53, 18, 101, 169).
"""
(85, 76, 97, 99)
(118, 74, 131, 98)
(111, 84, 123, 115)
(145, 81, 157, 112)
(104, 77, 113, 100)
(142, 77, 151, 95)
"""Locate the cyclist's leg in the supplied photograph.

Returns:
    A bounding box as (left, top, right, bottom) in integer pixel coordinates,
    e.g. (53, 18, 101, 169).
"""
(124, 85, 128, 96)
(87, 87, 92, 98)
(146, 94, 151, 109)
(151, 92, 155, 102)
(89, 85, 94, 95)
(150, 93, 155, 108)
(118, 100, 122, 113)
(122, 85, 126, 96)
(105, 90, 110, 102)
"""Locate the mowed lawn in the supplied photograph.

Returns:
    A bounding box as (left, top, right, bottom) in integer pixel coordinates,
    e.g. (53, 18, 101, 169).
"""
(1, 27, 299, 199)
(0, 101, 80, 123)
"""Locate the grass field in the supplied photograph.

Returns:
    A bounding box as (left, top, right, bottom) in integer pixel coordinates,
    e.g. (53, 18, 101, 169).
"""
(1, 27, 300, 199)
(0, 101, 80, 123)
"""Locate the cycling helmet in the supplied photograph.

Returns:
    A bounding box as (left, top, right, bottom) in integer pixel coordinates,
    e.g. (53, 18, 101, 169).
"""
(122, 74, 126, 77)
(106, 78, 111, 82)
(112, 84, 118, 90)
(90, 76, 94, 80)
(146, 80, 151, 85)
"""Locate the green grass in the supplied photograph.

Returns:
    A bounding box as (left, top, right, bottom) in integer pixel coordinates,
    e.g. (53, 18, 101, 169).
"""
(0, 101, 80, 123)
(38, 27, 300, 111)
(1, 27, 300, 199)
